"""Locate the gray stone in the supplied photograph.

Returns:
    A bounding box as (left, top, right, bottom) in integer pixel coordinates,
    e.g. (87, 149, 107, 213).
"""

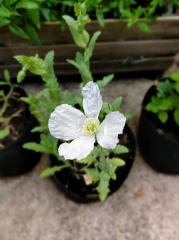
(0, 79, 178, 240)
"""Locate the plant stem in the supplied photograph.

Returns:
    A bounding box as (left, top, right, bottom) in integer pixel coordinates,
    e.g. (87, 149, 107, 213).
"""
(3, 108, 24, 126)
(0, 86, 14, 117)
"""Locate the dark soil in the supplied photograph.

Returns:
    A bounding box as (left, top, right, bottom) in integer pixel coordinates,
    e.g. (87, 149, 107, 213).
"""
(0, 89, 30, 149)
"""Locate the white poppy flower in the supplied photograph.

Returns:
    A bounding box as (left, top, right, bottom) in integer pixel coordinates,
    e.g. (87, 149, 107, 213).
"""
(48, 81, 126, 160)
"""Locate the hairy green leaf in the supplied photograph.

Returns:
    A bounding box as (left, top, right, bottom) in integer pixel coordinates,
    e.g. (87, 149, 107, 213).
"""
(113, 145, 129, 154)
(97, 172, 110, 201)
(40, 165, 68, 178)
(63, 15, 89, 48)
(97, 74, 114, 90)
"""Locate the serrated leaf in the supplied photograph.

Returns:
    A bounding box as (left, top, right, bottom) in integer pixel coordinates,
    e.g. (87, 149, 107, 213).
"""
(110, 158, 125, 167)
(84, 168, 100, 182)
(112, 96, 122, 111)
(97, 172, 110, 201)
(40, 165, 67, 178)
(63, 15, 89, 48)
(15, 55, 46, 75)
(84, 31, 101, 62)
(23, 142, 49, 153)
(108, 157, 125, 180)
(97, 74, 114, 90)
(113, 145, 129, 154)
(77, 155, 95, 165)
(31, 125, 48, 133)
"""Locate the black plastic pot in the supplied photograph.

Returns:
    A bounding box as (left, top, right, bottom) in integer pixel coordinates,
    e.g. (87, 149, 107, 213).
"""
(51, 124, 136, 204)
(138, 86, 179, 174)
(0, 86, 40, 176)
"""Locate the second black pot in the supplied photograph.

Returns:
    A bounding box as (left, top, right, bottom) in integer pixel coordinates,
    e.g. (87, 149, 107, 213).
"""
(138, 86, 179, 174)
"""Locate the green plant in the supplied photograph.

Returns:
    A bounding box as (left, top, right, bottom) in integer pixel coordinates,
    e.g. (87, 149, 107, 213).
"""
(15, 2, 131, 201)
(1, 0, 179, 43)
(0, 69, 25, 148)
(146, 73, 179, 125)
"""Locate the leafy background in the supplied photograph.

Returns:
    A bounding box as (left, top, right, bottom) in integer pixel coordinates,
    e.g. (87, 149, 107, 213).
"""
(0, 0, 179, 44)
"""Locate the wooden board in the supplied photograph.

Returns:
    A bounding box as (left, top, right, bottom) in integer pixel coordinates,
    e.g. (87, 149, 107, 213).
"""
(0, 16, 179, 76)
(0, 56, 173, 78)
(1, 16, 179, 46)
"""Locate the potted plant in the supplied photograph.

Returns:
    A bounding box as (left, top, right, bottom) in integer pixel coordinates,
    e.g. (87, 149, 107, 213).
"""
(1, 1, 179, 76)
(0, 69, 40, 176)
(15, 5, 136, 203)
(16, 51, 136, 203)
(138, 71, 179, 174)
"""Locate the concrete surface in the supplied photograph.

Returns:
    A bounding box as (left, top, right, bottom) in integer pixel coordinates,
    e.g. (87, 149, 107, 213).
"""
(0, 79, 178, 240)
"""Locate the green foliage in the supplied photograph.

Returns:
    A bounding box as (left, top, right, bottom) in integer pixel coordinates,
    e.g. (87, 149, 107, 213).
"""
(15, 3, 129, 202)
(99, 95, 127, 122)
(146, 74, 179, 125)
(78, 145, 126, 201)
(15, 51, 64, 157)
(63, 14, 90, 48)
(15, 55, 47, 76)
(96, 74, 114, 91)
(64, 3, 102, 85)
(0, 128, 9, 139)
(1, 0, 178, 43)
(40, 165, 69, 178)
(0, 69, 25, 147)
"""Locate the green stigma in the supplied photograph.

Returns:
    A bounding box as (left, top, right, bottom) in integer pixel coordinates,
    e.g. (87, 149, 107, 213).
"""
(82, 117, 100, 135)
(86, 123, 98, 134)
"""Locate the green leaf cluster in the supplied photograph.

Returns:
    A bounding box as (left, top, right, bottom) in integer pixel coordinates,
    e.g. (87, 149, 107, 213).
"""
(78, 144, 127, 201)
(146, 74, 179, 125)
(1, 0, 178, 43)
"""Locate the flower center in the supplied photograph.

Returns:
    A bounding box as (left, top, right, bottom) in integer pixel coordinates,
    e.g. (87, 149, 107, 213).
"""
(82, 118, 100, 135)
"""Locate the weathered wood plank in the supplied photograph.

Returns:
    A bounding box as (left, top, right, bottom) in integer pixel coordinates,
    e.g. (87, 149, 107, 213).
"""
(1, 16, 179, 46)
(0, 56, 173, 78)
(0, 39, 178, 65)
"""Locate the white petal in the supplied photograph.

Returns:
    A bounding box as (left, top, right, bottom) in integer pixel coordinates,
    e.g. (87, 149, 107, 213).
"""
(96, 112, 126, 149)
(58, 135, 95, 160)
(82, 81, 103, 118)
(48, 104, 85, 141)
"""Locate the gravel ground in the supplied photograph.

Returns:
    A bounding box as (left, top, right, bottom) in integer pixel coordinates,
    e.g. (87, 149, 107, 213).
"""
(0, 79, 178, 240)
